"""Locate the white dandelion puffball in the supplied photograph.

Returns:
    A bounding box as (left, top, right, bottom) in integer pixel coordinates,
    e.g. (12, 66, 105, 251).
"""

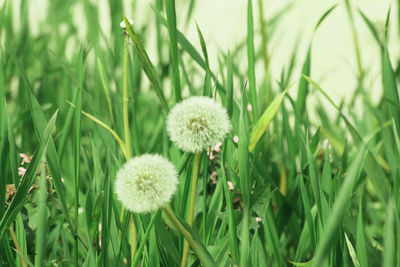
(167, 96, 232, 152)
(114, 154, 178, 213)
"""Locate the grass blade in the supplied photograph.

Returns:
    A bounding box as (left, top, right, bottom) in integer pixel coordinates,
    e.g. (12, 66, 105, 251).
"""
(34, 164, 48, 267)
(165, 0, 182, 102)
(249, 84, 293, 152)
(0, 110, 58, 238)
(313, 146, 367, 266)
(123, 16, 169, 111)
(247, 0, 259, 120)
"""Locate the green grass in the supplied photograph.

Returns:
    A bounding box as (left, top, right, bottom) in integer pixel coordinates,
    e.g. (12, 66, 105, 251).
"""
(1, 0, 400, 266)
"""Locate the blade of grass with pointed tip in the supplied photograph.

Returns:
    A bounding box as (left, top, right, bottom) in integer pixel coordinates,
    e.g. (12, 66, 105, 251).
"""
(96, 57, 114, 122)
(0, 110, 58, 238)
(165, 0, 182, 102)
(382, 47, 400, 135)
(304, 75, 390, 202)
(151, 8, 228, 97)
(358, 10, 383, 47)
(344, 233, 360, 267)
(344, 0, 363, 79)
(123, 16, 169, 111)
(247, 0, 259, 120)
(196, 23, 211, 97)
(314, 4, 337, 31)
(297, 4, 336, 116)
(249, 84, 293, 152)
(296, 46, 311, 116)
(313, 146, 366, 267)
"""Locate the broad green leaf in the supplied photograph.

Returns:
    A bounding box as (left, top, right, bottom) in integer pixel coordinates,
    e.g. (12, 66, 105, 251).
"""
(249, 84, 293, 152)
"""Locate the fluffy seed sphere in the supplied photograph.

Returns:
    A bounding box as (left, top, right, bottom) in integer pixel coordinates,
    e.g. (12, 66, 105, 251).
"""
(114, 154, 178, 213)
(167, 96, 232, 152)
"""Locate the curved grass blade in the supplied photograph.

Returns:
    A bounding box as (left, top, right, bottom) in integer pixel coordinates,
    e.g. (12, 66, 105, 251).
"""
(249, 83, 294, 152)
(382, 47, 400, 135)
(304, 75, 390, 202)
(123, 16, 169, 112)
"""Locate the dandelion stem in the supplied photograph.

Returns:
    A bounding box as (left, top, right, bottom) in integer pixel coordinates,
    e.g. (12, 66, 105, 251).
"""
(181, 151, 200, 267)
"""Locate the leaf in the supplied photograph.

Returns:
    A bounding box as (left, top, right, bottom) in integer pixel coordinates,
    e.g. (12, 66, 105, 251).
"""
(344, 233, 361, 267)
(123, 16, 169, 112)
(165, 0, 182, 102)
(0, 110, 58, 238)
(313, 146, 367, 266)
(381, 47, 400, 135)
(247, 0, 259, 120)
(249, 83, 293, 152)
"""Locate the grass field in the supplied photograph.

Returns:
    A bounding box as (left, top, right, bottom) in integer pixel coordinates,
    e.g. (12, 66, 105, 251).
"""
(1, 0, 400, 266)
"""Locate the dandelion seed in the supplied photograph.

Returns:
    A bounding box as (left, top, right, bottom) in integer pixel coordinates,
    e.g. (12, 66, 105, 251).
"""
(233, 135, 239, 143)
(167, 96, 231, 153)
(114, 154, 179, 213)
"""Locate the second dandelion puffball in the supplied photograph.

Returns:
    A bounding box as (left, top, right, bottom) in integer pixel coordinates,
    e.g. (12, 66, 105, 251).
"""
(114, 154, 178, 213)
(167, 96, 232, 153)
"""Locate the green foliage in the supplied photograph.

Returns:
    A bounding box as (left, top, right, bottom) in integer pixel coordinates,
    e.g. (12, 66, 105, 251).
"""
(0, 1, 399, 267)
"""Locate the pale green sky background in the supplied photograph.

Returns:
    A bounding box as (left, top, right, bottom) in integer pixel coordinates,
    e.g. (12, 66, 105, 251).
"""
(6, 0, 400, 114)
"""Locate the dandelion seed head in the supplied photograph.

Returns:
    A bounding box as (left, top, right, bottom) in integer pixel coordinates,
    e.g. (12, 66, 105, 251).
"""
(114, 154, 178, 213)
(167, 96, 231, 152)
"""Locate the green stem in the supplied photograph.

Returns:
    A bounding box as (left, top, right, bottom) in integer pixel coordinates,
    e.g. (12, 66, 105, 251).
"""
(181, 152, 200, 267)
(9, 226, 27, 267)
(122, 33, 137, 261)
(131, 210, 161, 267)
(123, 35, 132, 160)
